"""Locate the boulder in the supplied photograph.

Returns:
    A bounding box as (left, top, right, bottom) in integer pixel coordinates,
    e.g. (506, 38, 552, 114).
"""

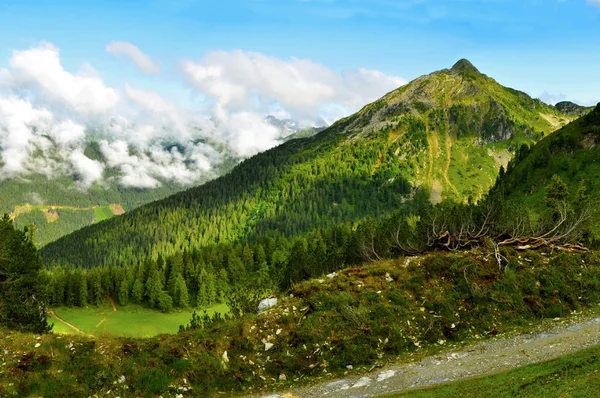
(258, 297, 278, 313)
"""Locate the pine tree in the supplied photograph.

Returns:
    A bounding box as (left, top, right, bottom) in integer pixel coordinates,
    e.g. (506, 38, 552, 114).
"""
(145, 268, 164, 308)
(131, 278, 144, 304)
(172, 273, 190, 308)
(0, 214, 51, 333)
(118, 278, 130, 306)
(76, 270, 88, 307)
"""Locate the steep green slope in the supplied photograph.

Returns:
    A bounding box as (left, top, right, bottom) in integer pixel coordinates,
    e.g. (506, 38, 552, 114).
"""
(41, 60, 578, 268)
(497, 103, 600, 240)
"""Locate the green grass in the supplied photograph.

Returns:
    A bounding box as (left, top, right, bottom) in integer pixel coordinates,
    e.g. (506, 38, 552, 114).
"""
(50, 301, 229, 338)
(395, 345, 600, 397)
(93, 205, 114, 222)
(447, 137, 499, 201)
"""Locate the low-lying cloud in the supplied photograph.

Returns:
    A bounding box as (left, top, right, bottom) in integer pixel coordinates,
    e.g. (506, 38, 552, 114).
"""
(181, 50, 406, 125)
(0, 42, 406, 189)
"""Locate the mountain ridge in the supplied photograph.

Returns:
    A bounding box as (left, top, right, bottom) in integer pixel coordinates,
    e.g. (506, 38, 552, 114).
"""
(41, 59, 581, 267)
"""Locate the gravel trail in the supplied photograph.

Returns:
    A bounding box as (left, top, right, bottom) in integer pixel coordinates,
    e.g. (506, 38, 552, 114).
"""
(255, 315, 600, 398)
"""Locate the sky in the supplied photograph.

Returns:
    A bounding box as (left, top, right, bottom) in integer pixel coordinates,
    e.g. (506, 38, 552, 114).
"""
(0, 0, 598, 188)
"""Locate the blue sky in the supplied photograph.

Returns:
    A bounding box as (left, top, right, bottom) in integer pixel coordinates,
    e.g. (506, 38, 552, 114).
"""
(0, 0, 599, 106)
(0, 0, 598, 188)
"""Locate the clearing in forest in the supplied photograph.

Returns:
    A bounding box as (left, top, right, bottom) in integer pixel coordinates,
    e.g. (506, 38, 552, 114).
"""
(49, 300, 228, 338)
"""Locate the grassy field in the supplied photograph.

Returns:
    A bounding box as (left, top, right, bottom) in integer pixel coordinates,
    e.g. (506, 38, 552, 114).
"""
(50, 301, 228, 338)
(396, 344, 600, 397)
(93, 205, 115, 222)
(10, 203, 124, 246)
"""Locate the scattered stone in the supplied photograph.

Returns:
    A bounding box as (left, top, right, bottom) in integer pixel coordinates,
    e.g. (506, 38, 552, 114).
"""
(279, 373, 287, 381)
(34, 343, 41, 348)
(346, 365, 353, 370)
(326, 272, 337, 279)
(258, 298, 278, 313)
(352, 377, 372, 388)
(222, 351, 229, 363)
(377, 370, 396, 381)
(265, 342, 274, 351)
(385, 273, 394, 283)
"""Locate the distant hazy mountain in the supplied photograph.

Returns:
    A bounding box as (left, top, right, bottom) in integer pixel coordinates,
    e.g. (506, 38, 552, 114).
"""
(265, 115, 328, 140)
(554, 101, 595, 116)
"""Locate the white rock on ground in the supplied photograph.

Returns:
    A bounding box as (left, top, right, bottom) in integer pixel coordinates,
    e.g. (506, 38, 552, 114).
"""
(258, 298, 278, 313)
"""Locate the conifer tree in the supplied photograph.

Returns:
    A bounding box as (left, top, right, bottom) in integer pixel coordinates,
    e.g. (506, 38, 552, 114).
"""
(0, 214, 51, 333)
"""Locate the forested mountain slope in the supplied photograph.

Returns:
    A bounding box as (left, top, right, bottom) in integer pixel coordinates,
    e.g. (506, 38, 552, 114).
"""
(41, 59, 580, 268)
(1, 139, 237, 246)
(2, 173, 186, 246)
(497, 102, 600, 240)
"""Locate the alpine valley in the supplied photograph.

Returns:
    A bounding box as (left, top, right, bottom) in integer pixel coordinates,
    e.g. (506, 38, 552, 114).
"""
(2, 58, 600, 398)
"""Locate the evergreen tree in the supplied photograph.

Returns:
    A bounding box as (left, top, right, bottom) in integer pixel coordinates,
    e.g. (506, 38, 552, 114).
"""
(0, 214, 51, 333)
(145, 268, 163, 308)
(118, 278, 130, 306)
(171, 273, 190, 308)
(131, 278, 144, 304)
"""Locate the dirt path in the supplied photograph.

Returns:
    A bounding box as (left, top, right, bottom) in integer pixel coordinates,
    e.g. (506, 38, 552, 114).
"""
(9, 203, 124, 221)
(257, 315, 600, 398)
(109, 296, 118, 313)
(49, 310, 93, 337)
(94, 296, 118, 332)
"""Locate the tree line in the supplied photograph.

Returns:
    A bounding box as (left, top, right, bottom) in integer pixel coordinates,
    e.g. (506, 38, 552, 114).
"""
(43, 172, 593, 314)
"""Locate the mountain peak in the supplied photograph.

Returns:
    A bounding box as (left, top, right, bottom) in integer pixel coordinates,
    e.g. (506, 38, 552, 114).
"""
(450, 59, 480, 75)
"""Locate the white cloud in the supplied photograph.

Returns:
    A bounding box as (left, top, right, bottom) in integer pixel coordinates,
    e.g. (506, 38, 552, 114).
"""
(106, 41, 160, 74)
(538, 91, 567, 105)
(587, 0, 600, 8)
(69, 150, 105, 187)
(181, 50, 405, 121)
(99, 139, 216, 188)
(0, 96, 53, 178)
(7, 42, 120, 116)
(0, 42, 406, 187)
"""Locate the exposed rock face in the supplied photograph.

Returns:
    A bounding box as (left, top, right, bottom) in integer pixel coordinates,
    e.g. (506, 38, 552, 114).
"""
(554, 101, 593, 116)
(480, 98, 515, 143)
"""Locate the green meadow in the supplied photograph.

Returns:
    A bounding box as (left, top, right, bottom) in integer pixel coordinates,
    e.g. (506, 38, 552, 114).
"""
(50, 300, 228, 338)
(93, 205, 115, 222)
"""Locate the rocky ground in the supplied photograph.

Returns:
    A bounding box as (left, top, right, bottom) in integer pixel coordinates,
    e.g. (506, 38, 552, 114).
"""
(254, 312, 600, 398)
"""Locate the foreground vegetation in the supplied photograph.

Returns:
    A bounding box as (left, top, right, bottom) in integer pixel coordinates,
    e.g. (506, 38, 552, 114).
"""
(2, 249, 600, 396)
(399, 344, 600, 397)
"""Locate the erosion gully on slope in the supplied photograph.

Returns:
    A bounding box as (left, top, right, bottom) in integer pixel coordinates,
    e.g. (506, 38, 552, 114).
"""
(252, 312, 600, 398)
